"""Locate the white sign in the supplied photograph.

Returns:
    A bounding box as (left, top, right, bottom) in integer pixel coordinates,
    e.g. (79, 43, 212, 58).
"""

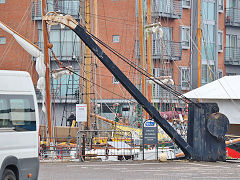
(76, 104, 87, 122)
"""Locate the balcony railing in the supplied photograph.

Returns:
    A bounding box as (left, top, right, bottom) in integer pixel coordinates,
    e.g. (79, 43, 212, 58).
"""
(152, 84, 182, 100)
(151, 0, 182, 18)
(32, 0, 80, 20)
(135, 40, 182, 61)
(224, 47, 240, 65)
(225, 8, 240, 27)
(136, 0, 182, 19)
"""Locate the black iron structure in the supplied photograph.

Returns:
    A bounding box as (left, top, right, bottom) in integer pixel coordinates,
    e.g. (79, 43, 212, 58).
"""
(43, 14, 230, 161)
(72, 25, 193, 158)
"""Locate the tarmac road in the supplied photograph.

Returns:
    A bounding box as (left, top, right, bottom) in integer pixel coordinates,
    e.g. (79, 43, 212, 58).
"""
(39, 160, 240, 180)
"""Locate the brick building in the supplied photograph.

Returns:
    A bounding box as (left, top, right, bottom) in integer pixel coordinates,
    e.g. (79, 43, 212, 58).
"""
(0, 0, 236, 127)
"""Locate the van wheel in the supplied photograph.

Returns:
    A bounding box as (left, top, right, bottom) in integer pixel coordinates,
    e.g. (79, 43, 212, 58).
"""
(2, 169, 16, 180)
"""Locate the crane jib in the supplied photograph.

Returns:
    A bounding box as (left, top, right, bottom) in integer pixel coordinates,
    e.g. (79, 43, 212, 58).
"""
(72, 25, 193, 158)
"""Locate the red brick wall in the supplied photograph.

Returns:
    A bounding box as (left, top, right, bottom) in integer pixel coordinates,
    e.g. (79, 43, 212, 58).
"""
(0, 0, 38, 84)
(218, 3, 226, 75)
(96, 0, 137, 100)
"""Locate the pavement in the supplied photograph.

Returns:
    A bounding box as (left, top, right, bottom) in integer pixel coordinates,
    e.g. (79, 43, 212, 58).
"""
(38, 160, 240, 180)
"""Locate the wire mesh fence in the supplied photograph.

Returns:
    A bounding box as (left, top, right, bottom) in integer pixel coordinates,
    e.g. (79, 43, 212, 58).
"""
(39, 128, 182, 162)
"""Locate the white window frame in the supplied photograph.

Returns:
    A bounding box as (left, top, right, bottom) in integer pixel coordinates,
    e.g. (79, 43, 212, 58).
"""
(0, 0, 5, 4)
(0, 37, 6, 44)
(180, 26, 190, 49)
(218, 30, 223, 52)
(180, 67, 190, 90)
(182, 0, 190, 9)
(112, 76, 119, 84)
(218, 0, 224, 13)
(112, 35, 120, 43)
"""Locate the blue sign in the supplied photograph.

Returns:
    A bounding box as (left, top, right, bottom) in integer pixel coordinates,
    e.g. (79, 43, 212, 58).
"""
(145, 121, 155, 127)
(143, 120, 158, 145)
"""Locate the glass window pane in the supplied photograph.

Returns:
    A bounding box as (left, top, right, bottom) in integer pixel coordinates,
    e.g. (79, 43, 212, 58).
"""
(62, 42, 73, 56)
(208, 43, 215, 60)
(0, 95, 36, 131)
(226, 35, 230, 47)
(113, 35, 120, 43)
(201, 64, 208, 85)
(202, 2, 208, 20)
(61, 30, 73, 42)
(52, 42, 61, 56)
(208, 25, 215, 43)
(50, 30, 60, 42)
(208, 2, 215, 20)
(0, 99, 9, 127)
(201, 42, 206, 59)
(0, 37, 6, 44)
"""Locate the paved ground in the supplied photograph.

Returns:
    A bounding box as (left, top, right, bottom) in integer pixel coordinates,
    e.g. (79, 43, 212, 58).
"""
(39, 160, 240, 180)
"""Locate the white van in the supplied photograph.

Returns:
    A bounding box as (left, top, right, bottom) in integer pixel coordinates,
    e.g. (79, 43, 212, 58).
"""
(0, 71, 39, 180)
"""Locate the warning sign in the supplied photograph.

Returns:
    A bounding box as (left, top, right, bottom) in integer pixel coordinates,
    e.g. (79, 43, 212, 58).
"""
(76, 104, 87, 122)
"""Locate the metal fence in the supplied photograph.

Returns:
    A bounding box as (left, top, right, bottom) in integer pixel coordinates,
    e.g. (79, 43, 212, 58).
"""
(226, 8, 240, 27)
(135, 40, 182, 61)
(76, 130, 137, 161)
(136, 0, 182, 19)
(224, 47, 240, 65)
(39, 136, 78, 161)
(39, 126, 185, 161)
(31, 0, 81, 20)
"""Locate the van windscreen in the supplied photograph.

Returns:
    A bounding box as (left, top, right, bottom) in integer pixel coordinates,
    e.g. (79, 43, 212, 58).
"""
(0, 95, 36, 131)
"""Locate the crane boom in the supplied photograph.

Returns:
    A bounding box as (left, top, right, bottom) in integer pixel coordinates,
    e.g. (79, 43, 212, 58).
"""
(43, 13, 192, 158)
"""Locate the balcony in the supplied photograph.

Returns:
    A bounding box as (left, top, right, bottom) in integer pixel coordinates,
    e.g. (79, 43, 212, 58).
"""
(32, 0, 80, 20)
(135, 40, 182, 61)
(152, 84, 182, 100)
(225, 8, 240, 27)
(136, 0, 182, 19)
(224, 47, 240, 65)
(151, 0, 182, 19)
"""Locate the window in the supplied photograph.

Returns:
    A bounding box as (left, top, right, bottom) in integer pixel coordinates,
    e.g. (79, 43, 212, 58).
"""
(182, 0, 190, 8)
(218, 31, 223, 52)
(202, 1, 216, 21)
(152, 27, 172, 55)
(0, 95, 36, 131)
(218, 0, 223, 12)
(180, 26, 190, 49)
(38, 28, 80, 60)
(0, 0, 5, 3)
(226, 34, 237, 48)
(55, 0, 80, 16)
(113, 35, 120, 43)
(102, 104, 113, 113)
(226, 72, 237, 76)
(201, 64, 215, 85)
(218, 69, 223, 78)
(180, 67, 190, 90)
(226, 34, 237, 62)
(122, 106, 130, 111)
(52, 73, 79, 99)
(113, 76, 119, 84)
(202, 24, 216, 61)
(0, 37, 6, 44)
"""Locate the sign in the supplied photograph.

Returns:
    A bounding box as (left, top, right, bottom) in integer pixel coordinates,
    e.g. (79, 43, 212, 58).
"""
(143, 120, 158, 145)
(76, 104, 87, 122)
